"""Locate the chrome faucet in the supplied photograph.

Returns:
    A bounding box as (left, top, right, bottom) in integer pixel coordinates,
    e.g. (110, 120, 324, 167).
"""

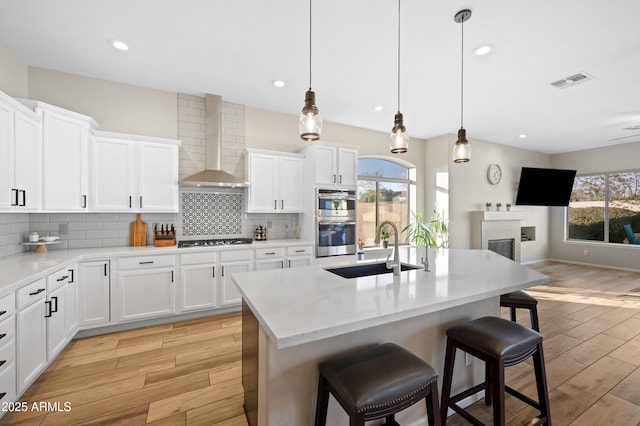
(374, 221, 400, 276)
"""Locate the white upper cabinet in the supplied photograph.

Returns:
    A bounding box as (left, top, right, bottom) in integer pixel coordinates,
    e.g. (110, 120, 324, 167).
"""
(90, 131, 180, 212)
(246, 149, 304, 213)
(19, 100, 97, 212)
(0, 91, 42, 211)
(302, 143, 358, 189)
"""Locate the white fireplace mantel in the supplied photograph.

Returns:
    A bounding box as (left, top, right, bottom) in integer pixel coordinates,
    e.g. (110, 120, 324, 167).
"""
(479, 210, 525, 221)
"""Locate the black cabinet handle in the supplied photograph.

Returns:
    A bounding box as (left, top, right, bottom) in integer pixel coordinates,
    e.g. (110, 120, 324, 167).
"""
(221, 266, 225, 277)
(11, 189, 18, 206)
(333, 174, 336, 183)
(281, 200, 284, 209)
(339, 175, 343, 184)
(171, 271, 174, 282)
(0, 311, 6, 317)
(0, 333, 6, 340)
(82, 194, 87, 208)
(129, 196, 132, 208)
(139, 196, 143, 209)
(104, 263, 108, 276)
(288, 260, 291, 267)
(51, 296, 58, 313)
(19, 189, 26, 206)
(265, 252, 276, 255)
(295, 249, 305, 253)
(274, 200, 277, 210)
(0, 360, 5, 368)
(29, 288, 45, 296)
(45, 300, 52, 318)
(139, 261, 154, 264)
(212, 266, 215, 278)
(56, 275, 69, 282)
(280, 260, 284, 268)
(68, 269, 74, 283)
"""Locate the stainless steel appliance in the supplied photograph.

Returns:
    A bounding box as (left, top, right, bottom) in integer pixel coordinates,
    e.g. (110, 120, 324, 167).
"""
(316, 189, 357, 257)
(177, 238, 253, 248)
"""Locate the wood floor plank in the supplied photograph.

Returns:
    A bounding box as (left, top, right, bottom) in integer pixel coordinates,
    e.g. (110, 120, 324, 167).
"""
(55, 340, 164, 369)
(570, 393, 640, 426)
(145, 347, 240, 386)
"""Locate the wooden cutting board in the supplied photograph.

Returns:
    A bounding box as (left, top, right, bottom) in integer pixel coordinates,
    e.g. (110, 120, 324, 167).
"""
(130, 213, 147, 246)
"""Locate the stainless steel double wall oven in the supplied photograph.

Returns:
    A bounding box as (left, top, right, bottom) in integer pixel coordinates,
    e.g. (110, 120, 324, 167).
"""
(316, 189, 357, 257)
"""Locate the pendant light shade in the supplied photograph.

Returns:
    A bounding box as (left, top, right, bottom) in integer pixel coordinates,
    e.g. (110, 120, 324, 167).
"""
(390, 0, 408, 154)
(299, 0, 322, 141)
(391, 112, 408, 153)
(452, 9, 471, 163)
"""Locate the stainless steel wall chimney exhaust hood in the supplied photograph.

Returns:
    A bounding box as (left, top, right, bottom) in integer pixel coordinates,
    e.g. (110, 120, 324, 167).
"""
(180, 94, 249, 187)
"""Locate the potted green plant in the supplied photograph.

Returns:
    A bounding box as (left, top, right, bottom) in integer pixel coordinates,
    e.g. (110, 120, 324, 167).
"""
(379, 225, 392, 248)
(485, 202, 492, 211)
(496, 202, 502, 211)
(402, 210, 448, 270)
(506, 203, 512, 211)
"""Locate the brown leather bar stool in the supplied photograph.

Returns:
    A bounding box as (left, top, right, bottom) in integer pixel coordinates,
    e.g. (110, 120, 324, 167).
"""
(315, 343, 440, 426)
(500, 290, 540, 331)
(440, 316, 551, 426)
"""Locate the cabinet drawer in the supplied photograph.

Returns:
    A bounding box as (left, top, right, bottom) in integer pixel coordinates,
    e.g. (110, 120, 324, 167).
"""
(118, 255, 175, 270)
(0, 316, 15, 343)
(16, 278, 46, 309)
(287, 245, 314, 256)
(180, 252, 217, 266)
(0, 294, 14, 320)
(0, 361, 15, 404)
(219, 250, 252, 262)
(255, 247, 284, 259)
(0, 337, 15, 369)
(47, 266, 72, 292)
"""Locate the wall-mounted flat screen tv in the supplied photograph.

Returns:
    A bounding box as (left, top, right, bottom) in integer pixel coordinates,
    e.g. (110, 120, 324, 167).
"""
(515, 167, 577, 206)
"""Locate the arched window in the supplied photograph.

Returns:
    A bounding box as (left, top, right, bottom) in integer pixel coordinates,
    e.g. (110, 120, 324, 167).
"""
(357, 157, 416, 247)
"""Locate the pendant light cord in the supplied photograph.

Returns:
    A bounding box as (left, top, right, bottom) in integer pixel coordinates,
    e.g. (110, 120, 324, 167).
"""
(397, 0, 401, 113)
(309, 0, 313, 90)
(460, 17, 464, 128)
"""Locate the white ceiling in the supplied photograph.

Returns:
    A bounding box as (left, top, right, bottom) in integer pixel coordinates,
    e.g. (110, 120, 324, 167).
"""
(1, 0, 639, 154)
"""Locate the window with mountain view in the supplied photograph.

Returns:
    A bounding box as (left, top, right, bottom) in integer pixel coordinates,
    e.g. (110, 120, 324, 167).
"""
(568, 172, 640, 243)
(357, 158, 415, 247)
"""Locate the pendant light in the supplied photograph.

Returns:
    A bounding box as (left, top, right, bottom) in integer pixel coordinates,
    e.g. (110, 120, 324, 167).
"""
(299, 0, 322, 141)
(452, 9, 472, 163)
(390, 0, 408, 154)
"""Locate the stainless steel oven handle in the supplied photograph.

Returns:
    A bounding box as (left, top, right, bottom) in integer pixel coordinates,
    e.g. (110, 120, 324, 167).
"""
(318, 221, 357, 225)
(317, 195, 357, 201)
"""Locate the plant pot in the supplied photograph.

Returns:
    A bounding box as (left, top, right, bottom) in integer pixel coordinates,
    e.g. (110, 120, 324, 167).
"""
(485, 206, 491, 211)
(496, 206, 501, 211)
(506, 206, 511, 211)
(380, 240, 388, 248)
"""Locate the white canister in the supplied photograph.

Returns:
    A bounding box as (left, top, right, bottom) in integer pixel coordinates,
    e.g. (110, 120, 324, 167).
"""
(29, 232, 39, 242)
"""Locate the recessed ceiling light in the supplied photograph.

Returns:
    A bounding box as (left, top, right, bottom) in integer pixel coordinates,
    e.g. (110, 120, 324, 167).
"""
(110, 39, 129, 51)
(519, 134, 528, 139)
(272, 80, 285, 88)
(374, 105, 384, 112)
(474, 44, 493, 56)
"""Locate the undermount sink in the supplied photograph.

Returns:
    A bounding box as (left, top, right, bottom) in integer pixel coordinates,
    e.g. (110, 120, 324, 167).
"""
(325, 262, 421, 279)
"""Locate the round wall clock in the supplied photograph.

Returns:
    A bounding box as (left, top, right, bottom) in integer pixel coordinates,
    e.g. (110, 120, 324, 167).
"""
(487, 163, 502, 185)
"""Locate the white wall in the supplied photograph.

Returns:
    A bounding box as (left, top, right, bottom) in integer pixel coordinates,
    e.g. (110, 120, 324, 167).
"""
(446, 135, 551, 262)
(550, 141, 640, 269)
(0, 41, 28, 98)
(28, 67, 178, 139)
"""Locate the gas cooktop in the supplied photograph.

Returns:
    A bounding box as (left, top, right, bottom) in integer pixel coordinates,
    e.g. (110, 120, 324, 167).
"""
(177, 238, 253, 248)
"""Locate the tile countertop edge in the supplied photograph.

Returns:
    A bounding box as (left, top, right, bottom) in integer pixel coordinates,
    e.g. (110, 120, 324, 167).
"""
(0, 239, 313, 297)
(232, 248, 550, 349)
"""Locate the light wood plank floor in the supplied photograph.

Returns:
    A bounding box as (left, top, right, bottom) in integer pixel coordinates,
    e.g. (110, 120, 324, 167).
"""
(2, 261, 640, 425)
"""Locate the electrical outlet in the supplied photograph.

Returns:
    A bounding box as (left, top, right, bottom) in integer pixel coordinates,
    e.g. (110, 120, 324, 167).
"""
(267, 221, 272, 229)
(583, 249, 589, 256)
(59, 223, 68, 235)
(465, 352, 472, 366)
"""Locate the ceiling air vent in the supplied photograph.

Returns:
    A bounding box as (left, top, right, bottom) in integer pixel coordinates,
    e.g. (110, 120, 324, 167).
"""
(550, 72, 592, 89)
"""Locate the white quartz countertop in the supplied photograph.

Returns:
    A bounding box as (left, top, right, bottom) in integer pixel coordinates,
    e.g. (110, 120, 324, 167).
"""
(232, 248, 549, 349)
(0, 239, 312, 297)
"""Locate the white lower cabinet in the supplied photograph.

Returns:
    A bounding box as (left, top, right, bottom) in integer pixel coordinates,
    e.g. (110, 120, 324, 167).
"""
(45, 284, 66, 360)
(78, 260, 110, 327)
(179, 252, 217, 313)
(16, 278, 47, 395)
(0, 292, 16, 405)
(286, 245, 314, 268)
(254, 247, 284, 271)
(65, 265, 79, 335)
(219, 250, 252, 307)
(114, 255, 176, 322)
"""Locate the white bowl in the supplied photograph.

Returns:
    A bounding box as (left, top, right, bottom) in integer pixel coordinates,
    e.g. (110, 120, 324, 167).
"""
(40, 236, 59, 242)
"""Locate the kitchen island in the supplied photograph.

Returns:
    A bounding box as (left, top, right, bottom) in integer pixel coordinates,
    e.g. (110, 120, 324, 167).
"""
(232, 248, 549, 425)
